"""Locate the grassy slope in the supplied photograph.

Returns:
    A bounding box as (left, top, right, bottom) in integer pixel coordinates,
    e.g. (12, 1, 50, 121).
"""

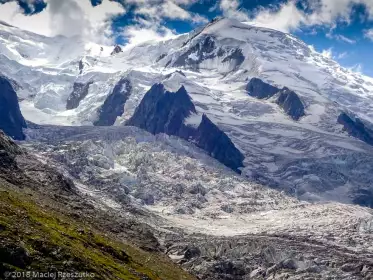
(0, 180, 196, 280)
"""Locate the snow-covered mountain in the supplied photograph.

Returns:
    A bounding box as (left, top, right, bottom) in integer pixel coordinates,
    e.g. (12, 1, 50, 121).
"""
(2, 17, 373, 206)
(2, 17, 373, 279)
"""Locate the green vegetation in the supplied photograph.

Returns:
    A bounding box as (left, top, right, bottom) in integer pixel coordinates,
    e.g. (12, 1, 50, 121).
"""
(0, 183, 195, 280)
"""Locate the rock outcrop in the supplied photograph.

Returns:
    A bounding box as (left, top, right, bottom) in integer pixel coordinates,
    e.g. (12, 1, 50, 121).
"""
(66, 82, 92, 110)
(127, 84, 244, 173)
(126, 84, 196, 136)
(173, 36, 244, 71)
(276, 87, 305, 121)
(338, 112, 373, 146)
(94, 78, 132, 126)
(194, 115, 245, 173)
(0, 76, 26, 140)
(246, 78, 305, 121)
(246, 78, 279, 99)
(111, 45, 123, 55)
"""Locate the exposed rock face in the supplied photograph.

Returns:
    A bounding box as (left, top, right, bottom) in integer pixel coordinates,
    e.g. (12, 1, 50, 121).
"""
(127, 84, 244, 173)
(194, 115, 244, 173)
(0, 76, 26, 140)
(276, 87, 305, 121)
(127, 84, 196, 136)
(338, 112, 373, 146)
(66, 82, 92, 110)
(0, 131, 21, 169)
(94, 78, 132, 126)
(246, 78, 305, 121)
(78, 59, 84, 74)
(111, 45, 123, 55)
(173, 36, 244, 71)
(246, 78, 279, 99)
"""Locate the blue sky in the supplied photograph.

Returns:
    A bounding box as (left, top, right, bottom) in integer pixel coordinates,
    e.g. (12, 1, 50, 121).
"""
(1, 0, 373, 76)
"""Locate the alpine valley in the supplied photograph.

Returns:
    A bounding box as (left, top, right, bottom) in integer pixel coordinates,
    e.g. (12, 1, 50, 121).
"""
(1, 17, 373, 279)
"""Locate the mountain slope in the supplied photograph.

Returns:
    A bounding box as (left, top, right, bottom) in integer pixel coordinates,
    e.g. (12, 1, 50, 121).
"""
(2, 18, 373, 280)
(22, 125, 373, 280)
(0, 130, 196, 280)
(2, 18, 373, 205)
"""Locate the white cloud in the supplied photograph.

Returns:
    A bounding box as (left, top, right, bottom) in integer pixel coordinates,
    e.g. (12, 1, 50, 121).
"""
(326, 31, 357, 44)
(334, 34, 356, 44)
(48, 0, 86, 38)
(220, 0, 249, 21)
(337, 51, 348, 59)
(249, 0, 373, 33)
(0, 1, 51, 35)
(321, 49, 350, 61)
(0, 0, 125, 44)
(321, 48, 333, 58)
(364, 28, 373, 41)
(162, 1, 191, 20)
(350, 63, 363, 73)
(248, 1, 306, 32)
(123, 24, 176, 47)
(127, 0, 206, 23)
(121, 0, 207, 48)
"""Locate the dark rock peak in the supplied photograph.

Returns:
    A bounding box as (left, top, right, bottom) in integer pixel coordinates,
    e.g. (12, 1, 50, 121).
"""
(111, 45, 123, 55)
(338, 112, 373, 146)
(194, 115, 244, 173)
(246, 77, 280, 99)
(127, 84, 244, 173)
(276, 87, 305, 121)
(0, 76, 26, 140)
(66, 81, 93, 110)
(94, 78, 132, 126)
(126, 83, 196, 136)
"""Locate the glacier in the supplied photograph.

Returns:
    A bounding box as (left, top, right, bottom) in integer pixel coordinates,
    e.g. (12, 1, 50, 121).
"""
(1, 16, 373, 279)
